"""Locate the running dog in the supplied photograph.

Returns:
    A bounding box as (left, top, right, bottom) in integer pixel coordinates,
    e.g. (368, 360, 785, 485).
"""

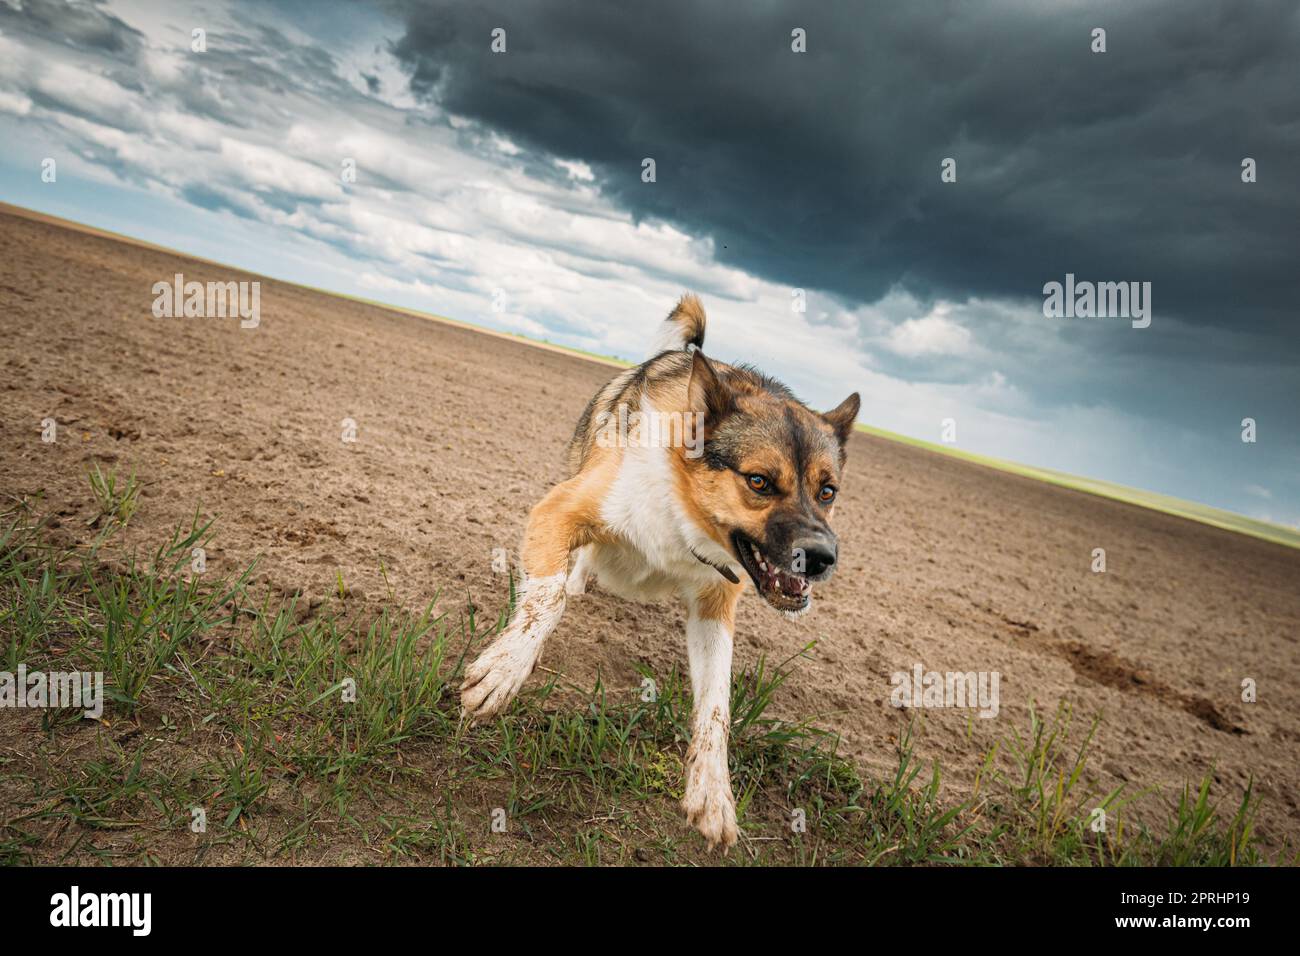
(460, 295, 860, 850)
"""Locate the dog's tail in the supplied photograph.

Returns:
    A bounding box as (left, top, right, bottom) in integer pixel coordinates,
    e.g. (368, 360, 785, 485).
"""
(650, 293, 707, 356)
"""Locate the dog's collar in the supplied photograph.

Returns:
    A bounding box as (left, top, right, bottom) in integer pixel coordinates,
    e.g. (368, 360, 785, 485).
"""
(691, 548, 740, 584)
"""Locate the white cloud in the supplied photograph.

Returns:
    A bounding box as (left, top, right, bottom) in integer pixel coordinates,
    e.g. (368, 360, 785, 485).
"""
(34, 61, 137, 118)
(555, 158, 595, 182)
(0, 88, 30, 114)
(884, 305, 974, 357)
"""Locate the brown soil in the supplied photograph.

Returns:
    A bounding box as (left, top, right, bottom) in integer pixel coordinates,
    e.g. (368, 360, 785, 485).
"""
(2, 204, 1298, 853)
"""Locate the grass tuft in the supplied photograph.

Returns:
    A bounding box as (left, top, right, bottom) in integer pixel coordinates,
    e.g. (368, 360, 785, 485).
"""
(86, 463, 141, 531)
(0, 499, 1272, 866)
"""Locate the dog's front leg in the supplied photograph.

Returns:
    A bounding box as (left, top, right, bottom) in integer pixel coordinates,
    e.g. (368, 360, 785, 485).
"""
(461, 476, 600, 723)
(681, 581, 743, 851)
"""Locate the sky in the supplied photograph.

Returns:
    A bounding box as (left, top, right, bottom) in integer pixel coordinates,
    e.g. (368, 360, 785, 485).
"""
(0, 0, 1297, 526)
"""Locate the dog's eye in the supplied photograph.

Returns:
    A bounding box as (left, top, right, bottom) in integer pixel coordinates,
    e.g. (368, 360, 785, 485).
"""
(818, 484, 837, 503)
(746, 474, 770, 493)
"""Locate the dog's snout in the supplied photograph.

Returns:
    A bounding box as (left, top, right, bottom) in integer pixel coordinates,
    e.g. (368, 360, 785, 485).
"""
(794, 536, 837, 577)
(803, 544, 836, 576)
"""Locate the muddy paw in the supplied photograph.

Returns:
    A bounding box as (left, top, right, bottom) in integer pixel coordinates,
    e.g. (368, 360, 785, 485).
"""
(459, 637, 538, 724)
(682, 780, 738, 851)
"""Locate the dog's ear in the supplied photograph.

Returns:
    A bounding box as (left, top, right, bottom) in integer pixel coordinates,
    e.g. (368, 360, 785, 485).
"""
(822, 392, 861, 445)
(687, 350, 734, 422)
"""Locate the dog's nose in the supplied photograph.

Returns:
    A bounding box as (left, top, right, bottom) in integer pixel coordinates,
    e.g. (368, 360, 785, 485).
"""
(794, 537, 837, 577)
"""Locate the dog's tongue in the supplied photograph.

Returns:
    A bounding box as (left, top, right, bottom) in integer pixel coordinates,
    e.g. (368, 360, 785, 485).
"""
(763, 561, 808, 599)
(779, 570, 809, 598)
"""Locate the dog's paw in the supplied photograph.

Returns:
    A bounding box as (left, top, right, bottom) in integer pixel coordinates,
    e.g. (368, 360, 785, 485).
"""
(681, 776, 738, 852)
(459, 634, 540, 724)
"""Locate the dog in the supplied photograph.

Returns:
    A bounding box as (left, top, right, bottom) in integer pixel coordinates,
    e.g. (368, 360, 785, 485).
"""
(460, 294, 860, 850)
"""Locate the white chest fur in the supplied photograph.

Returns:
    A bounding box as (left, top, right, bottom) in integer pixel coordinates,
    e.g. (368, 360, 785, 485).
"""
(579, 399, 726, 603)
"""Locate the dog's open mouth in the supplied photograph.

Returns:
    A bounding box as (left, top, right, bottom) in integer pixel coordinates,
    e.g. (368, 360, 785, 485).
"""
(732, 532, 810, 612)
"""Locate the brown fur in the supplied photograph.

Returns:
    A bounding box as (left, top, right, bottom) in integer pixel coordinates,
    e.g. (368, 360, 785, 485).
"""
(571, 345, 858, 568)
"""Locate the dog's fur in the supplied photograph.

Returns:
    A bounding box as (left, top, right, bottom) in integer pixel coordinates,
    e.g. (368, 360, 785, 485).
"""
(460, 295, 860, 850)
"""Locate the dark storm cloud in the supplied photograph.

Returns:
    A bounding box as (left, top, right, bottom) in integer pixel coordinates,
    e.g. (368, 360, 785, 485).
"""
(387, 0, 1300, 345)
(0, 0, 146, 54)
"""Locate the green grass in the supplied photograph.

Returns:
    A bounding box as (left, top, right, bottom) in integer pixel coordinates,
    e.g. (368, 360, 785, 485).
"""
(86, 462, 141, 531)
(0, 486, 1273, 866)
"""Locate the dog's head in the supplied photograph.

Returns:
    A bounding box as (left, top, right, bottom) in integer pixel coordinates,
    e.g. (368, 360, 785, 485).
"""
(684, 350, 860, 615)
